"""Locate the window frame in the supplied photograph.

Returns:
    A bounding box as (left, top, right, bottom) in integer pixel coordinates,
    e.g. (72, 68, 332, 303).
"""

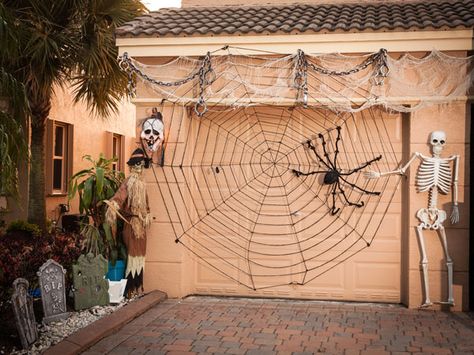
(46, 120, 73, 195)
(107, 132, 125, 173)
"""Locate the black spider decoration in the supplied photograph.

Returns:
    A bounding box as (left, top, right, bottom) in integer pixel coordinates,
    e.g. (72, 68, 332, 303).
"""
(292, 126, 382, 215)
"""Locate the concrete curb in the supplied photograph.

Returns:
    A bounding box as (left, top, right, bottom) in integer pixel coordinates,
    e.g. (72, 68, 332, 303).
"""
(44, 290, 167, 355)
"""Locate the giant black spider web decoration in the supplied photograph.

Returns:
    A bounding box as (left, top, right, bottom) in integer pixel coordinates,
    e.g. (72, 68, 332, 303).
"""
(153, 104, 401, 290)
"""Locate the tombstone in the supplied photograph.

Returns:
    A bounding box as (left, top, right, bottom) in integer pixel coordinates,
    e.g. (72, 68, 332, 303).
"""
(72, 253, 109, 310)
(72, 253, 109, 311)
(11, 278, 38, 349)
(37, 259, 70, 323)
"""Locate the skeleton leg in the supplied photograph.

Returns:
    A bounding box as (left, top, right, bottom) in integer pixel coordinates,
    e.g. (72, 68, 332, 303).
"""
(437, 225, 454, 305)
(415, 225, 432, 307)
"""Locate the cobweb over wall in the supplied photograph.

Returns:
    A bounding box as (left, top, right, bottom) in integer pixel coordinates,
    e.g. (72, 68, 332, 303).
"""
(120, 47, 474, 113)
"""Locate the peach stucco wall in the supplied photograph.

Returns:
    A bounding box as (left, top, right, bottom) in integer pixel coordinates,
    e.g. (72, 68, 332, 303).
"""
(129, 50, 470, 310)
(45, 86, 137, 222)
(5, 85, 138, 224)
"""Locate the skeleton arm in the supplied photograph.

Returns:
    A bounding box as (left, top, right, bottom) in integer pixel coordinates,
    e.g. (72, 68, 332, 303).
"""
(364, 152, 420, 179)
(449, 154, 460, 224)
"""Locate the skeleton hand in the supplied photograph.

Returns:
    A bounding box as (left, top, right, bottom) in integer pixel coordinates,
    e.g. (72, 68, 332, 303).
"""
(450, 205, 459, 224)
(364, 170, 380, 179)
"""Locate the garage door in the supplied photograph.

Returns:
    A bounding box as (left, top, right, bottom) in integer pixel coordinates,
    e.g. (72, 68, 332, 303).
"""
(167, 105, 402, 303)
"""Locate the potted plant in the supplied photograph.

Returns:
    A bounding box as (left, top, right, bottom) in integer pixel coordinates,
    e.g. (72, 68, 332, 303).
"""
(68, 154, 127, 279)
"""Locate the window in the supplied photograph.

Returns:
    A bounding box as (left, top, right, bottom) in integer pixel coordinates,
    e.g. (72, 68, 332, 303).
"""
(112, 133, 123, 171)
(46, 120, 73, 194)
(107, 132, 125, 172)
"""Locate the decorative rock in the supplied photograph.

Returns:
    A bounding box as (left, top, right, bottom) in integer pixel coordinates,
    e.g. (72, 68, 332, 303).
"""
(72, 253, 109, 310)
(11, 278, 38, 349)
(37, 259, 69, 324)
(10, 296, 136, 354)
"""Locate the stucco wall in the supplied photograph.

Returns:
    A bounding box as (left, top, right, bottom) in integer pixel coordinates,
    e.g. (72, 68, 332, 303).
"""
(4, 85, 137, 225)
(46, 86, 137, 222)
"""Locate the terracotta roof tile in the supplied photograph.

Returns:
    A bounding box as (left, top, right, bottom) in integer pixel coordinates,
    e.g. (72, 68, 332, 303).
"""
(116, 0, 474, 38)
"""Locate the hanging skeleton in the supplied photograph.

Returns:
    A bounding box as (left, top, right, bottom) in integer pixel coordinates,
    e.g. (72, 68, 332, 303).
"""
(105, 148, 151, 296)
(140, 107, 165, 165)
(365, 131, 460, 307)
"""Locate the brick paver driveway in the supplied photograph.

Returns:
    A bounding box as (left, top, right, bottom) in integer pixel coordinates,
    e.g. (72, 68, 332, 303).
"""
(84, 296, 474, 354)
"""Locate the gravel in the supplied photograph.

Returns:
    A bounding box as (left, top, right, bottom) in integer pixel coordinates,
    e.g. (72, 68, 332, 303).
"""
(9, 297, 137, 355)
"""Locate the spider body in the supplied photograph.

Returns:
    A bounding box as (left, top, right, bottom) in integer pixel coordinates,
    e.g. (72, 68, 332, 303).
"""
(323, 169, 339, 185)
(293, 126, 382, 215)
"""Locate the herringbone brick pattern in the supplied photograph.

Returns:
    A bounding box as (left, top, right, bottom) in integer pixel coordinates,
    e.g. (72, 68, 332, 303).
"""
(84, 296, 474, 354)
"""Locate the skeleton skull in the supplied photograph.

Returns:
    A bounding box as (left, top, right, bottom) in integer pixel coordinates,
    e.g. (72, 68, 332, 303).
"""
(140, 115, 164, 153)
(429, 130, 446, 156)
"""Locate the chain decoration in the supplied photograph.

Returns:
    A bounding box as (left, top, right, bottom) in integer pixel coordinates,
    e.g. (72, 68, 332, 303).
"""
(294, 49, 309, 107)
(118, 51, 216, 117)
(295, 48, 390, 85)
(194, 52, 215, 117)
(119, 48, 389, 113)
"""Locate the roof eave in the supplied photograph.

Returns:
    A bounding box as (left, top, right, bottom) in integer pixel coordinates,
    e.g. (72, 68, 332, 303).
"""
(116, 28, 474, 57)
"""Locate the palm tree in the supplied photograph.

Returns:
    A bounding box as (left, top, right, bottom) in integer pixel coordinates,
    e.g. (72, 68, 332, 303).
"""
(0, 3, 29, 200)
(0, 0, 145, 230)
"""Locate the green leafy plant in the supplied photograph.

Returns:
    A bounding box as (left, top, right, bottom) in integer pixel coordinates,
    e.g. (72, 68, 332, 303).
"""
(68, 154, 125, 263)
(6, 220, 42, 238)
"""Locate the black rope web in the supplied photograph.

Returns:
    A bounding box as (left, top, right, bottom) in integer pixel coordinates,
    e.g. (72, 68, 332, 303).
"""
(123, 47, 402, 290)
(149, 105, 400, 290)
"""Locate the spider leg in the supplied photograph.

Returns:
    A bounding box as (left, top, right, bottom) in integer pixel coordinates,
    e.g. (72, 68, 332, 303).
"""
(330, 184, 340, 215)
(292, 169, 327, 177)
(339, 175, 381, 195)
(340, 155, 382, 175)
(338, 181, 364, 208)
(332, 126, 342, 167)
(306, 139, 331, 170)
(316, 133, 335, 171)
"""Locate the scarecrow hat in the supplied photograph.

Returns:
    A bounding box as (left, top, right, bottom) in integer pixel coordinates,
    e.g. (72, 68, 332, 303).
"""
(127, 148, 146, 166)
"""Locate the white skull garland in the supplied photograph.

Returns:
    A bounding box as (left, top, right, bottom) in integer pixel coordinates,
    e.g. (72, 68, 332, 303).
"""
(140, 109, 164, 154)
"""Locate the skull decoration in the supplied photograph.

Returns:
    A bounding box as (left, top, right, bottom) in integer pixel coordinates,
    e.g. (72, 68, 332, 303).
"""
(140, 109, 164, 153)
(429, 130, 446, 156)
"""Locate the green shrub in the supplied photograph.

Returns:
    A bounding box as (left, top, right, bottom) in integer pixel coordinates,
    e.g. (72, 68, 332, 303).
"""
(6, 219, 41, 238)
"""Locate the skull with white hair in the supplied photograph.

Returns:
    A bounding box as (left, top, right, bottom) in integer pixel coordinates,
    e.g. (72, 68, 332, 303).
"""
(140, 110, 164, 153)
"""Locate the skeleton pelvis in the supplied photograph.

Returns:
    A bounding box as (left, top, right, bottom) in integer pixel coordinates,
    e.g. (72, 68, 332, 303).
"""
(416, 208, 446, 230)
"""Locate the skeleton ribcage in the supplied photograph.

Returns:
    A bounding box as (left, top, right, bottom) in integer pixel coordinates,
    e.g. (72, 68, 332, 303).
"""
(416, 159, 452, 194)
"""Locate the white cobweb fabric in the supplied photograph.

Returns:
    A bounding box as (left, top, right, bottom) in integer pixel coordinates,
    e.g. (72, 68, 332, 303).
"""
(126, 47, 472, 290)
(124, 47, 474, 113)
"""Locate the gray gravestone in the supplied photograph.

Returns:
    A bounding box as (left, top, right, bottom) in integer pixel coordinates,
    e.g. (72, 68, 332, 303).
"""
(11, 278, 38, 349)
(37, 259, 70, 323)
(72, 253, 109, 310)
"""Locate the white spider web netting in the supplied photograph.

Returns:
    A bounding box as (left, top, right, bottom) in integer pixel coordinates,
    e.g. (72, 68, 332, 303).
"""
(122, 47, 474, 113)
(121, 47, 472, 290)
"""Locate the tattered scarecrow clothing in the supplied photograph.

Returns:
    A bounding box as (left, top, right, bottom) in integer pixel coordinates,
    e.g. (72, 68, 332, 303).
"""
(106, 172, 150, 294)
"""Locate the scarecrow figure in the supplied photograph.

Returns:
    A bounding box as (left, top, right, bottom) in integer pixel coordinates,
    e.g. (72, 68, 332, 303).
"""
(105, 148, 151, 296)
